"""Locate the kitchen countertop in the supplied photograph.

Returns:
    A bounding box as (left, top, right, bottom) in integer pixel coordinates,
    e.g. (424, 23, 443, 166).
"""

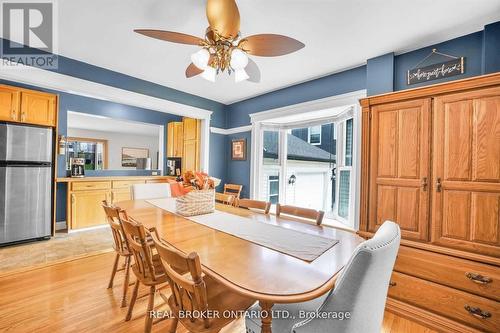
(56, 175, 176, 182)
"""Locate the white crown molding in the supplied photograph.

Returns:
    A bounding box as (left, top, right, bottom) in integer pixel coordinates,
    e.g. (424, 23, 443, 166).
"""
(210, 125, 252, 135)
(249, 89, 366, 123)
(0, 62, 213, 120)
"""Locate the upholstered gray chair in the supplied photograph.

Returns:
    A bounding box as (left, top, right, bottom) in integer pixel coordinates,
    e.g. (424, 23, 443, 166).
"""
(131, 183, 171, 200)
(245, 221, 401, 333)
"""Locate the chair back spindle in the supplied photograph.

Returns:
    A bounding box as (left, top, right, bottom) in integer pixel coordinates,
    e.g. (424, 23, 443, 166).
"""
(151, 233, 211, 329)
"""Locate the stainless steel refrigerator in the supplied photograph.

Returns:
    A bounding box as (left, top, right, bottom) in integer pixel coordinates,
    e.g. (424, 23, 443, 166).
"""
(0, 123, 53, 245)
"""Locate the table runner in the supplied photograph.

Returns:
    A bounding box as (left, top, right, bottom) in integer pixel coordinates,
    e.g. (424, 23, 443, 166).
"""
(145, 198, 338, 262)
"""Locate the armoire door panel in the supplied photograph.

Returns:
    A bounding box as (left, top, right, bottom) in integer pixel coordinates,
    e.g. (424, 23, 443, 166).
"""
(443, 100, 472, 181)
(376, 185, 396, 226)
(442, 190, 470, 240)
(471, 193, 499, 245)
(396, 187, 419, 232)
(377, 110, 397, 178)
(472, 97, 500, 182)
(397, 108, 420, 179)
(433, 87, 500, 257)
(369, 99, 430, 241)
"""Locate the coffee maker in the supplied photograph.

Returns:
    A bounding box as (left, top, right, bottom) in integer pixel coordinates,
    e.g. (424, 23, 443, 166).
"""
(70, 158, 85, 178)
(166, 157, 181, 176)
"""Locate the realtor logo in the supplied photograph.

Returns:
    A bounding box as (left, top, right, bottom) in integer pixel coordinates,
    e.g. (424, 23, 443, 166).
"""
(1, 0, 58, 69)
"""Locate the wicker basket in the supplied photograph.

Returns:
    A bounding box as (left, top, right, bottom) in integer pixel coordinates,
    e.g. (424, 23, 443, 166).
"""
(175, 189, 215, 216)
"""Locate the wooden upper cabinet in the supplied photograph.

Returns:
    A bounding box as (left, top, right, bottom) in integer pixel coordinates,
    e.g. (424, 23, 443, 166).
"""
(182, 117, 200, 172)
(167, 121, 183, 157)
(368, 98, 431, 241)
(20, 90, 57, 127)
(432, 87, 500, 257)
(0, 85, 21, 122)
(183, 117, 199, 141)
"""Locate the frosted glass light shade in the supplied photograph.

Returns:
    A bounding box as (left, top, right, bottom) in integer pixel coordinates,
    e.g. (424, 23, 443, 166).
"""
(230, 48, 249, 70)
(234, 68, 249, 83)
(201, 66, 216, 82)
(191, 48, 210, 69)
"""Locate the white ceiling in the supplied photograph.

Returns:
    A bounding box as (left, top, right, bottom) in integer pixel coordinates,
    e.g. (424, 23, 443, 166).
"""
(67, 111, 161, 136)
(27, 1, 500, 103)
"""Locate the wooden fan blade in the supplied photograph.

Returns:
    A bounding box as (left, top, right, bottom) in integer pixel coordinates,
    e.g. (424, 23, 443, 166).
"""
(134, 29, 204, 45)
(240, 34, 305, 57)
(246, 58, 261, 83)
(185, 63, 204, 78)
(206, 0, 240, 39)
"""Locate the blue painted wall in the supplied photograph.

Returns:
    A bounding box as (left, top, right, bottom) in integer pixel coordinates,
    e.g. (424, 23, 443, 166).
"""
(483, 21, 500, 74)
(226, 66, 367, 128)
(393, 31, 484, 91)
(0, 38, 227, 128)
(226, 132, 252, 198)
(367, 53, 394, 95)
(222, 22, 500, 197)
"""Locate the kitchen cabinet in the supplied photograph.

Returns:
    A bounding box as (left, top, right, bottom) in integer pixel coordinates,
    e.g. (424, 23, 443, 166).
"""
(0, 84, 57, 127)
(20, 90, 57, 127)
(0, 85, 20, 122)
(62, 176, 175, 230)
(167, 121, 183, 157)
(167, 117, 201, 172)
(71, 189, 110, 229)
(182, 117, 200, 172)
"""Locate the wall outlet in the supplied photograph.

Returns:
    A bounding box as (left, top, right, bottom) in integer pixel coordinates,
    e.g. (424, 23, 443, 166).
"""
(152, 171, 158, 175)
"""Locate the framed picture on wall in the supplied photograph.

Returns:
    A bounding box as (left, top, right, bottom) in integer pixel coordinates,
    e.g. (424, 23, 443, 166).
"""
(231, 139, 246, 160)
(121, 147, 149, 167)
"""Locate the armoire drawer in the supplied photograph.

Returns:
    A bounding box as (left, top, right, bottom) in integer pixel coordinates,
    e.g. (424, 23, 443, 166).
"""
(394, 246, 500, 301)
(388, 272, 500, 333)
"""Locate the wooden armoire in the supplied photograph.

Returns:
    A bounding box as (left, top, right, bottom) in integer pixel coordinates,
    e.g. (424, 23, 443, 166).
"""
(359, 73, 500, 333)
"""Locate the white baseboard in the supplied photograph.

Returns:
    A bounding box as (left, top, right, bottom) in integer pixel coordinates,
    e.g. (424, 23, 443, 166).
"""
(55, 221, 67, 231)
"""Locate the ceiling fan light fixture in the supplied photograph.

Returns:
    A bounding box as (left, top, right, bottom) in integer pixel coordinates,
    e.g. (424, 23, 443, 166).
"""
(234, 68, 249, 83)
(201, 66, 217, 82)
(230, 48, 248, 70)
(191, 48, 210, 69)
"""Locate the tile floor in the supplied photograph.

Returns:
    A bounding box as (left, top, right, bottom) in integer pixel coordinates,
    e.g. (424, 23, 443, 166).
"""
(0, 227, 113, 275)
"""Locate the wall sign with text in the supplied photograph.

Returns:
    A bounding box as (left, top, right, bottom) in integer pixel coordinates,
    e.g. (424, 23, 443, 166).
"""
(407, 57, 465, 85)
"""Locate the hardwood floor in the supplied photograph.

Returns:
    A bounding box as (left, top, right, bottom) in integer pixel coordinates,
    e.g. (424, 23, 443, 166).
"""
(0, 252, 436, 333)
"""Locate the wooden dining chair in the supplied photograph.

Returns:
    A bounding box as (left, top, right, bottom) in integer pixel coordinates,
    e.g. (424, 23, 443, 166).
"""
(102, 200, 132, 308)
(150, 232, 255, 333)
(120, 215, 169, 333)
(276, 203, 325, 225)
(223, 183, 243, 199)
(215, 192, 235, 205)
(237, 198, 271, 214)
(245, 221, 401, 333)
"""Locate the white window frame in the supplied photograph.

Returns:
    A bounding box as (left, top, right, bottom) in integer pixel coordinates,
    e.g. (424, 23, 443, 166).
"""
(249, 90, 365, 229)
(307, 125, 322, 145)
(268, 175, 280, 203)
(333, 118, 354, 223)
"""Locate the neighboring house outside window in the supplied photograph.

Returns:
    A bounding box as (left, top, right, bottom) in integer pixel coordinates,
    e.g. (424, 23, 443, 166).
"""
(308, 125, 322, 145)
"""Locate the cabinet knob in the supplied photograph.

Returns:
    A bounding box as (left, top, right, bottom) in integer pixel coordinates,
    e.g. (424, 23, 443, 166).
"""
(464, 305, 491, 319)
(389, 281, 397, 287)
(435, 177, 442, 192)
(465, 272, 492, 285)
(11, 108, 16, 120)
(421, 177, 428, 191)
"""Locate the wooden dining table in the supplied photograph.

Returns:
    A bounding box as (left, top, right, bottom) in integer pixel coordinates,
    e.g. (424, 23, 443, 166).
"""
(117, 199, 364, 333)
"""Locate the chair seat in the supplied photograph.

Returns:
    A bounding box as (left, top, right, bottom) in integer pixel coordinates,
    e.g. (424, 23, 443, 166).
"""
(132, 254, 169, 286)
(245, 292, 329, 333)
(169, 275, 255, 333)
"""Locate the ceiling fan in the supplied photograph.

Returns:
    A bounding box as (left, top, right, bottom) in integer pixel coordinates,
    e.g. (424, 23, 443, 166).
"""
(134, 0, 305, 83)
